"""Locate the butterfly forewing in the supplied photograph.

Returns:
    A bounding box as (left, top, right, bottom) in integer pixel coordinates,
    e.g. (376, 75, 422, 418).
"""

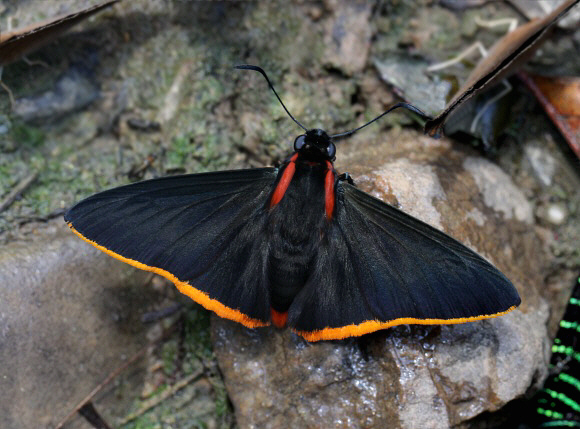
(65, 168, 278, 325)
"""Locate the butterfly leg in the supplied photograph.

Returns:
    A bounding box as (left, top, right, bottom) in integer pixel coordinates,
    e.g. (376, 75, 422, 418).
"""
(338, 172, 354, 185)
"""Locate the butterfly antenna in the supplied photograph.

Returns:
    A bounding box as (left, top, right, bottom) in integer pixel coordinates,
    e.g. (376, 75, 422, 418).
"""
(235, 64, 308, 132)
(330, 102, 431, 139)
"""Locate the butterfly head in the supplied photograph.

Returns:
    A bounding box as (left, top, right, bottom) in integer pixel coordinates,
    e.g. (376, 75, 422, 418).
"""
(293, 129, 336, 162)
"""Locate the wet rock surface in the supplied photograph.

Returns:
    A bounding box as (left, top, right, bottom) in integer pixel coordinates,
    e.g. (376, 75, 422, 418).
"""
(0, 221, 154, 428)
(212, 131, 550, 429)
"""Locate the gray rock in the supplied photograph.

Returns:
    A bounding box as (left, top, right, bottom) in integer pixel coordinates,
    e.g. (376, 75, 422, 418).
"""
(463, 157, 534, 225)
(374, 56, 450, 117)
(323, 0, 372, 76)
(14, 69, 99, 123)
(212, 130, 549, 429)
(524, 143, 557, 187)
(0, 222, 155, 429)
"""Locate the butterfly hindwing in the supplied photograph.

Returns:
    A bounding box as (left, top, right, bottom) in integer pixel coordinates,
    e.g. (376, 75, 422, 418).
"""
(65, 168, 278, 326)
(289, 182, 521, 341)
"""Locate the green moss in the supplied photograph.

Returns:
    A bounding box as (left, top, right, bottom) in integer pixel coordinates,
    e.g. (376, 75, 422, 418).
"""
(167, 134, 195, 170)
(213, 379, 230, 420)
(183, 307, 212, 357)
(194, 76, 225, 111)
(123, 414, 161, 429)
(11, 123, 45, 148)
(161, 341, 178, 376)
(117, 307, 223, 429)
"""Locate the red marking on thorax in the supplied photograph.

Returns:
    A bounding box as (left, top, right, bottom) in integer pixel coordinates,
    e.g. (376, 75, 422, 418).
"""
(271, 308, 288, 328)
(270, 153, 299, 208)
(325, 160, 335, 220)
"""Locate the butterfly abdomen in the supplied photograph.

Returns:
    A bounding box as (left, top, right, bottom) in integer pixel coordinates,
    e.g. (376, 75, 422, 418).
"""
(267, 160, 331, 319)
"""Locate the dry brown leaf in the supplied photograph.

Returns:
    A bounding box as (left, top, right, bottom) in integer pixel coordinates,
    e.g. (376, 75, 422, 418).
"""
(519, 72, 580, 159)
(425, 0, 580, 137)
(0, 0, 119, 67)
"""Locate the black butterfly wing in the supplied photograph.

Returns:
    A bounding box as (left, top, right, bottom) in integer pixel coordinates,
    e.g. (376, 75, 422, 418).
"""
(288, 182, 521, 341)
(65, 168, 278, 327)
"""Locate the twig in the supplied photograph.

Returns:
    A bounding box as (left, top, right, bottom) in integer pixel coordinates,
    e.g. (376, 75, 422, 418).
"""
(78, 402, 113, 429)
(54, 346, 148, 429)
(0, 66, 15, 110)
(118, 369, 204, 426)
(16, 208, 67, 226)
(141, 302, 183, 324)
(55, 295, 189, 429)
(21, 55, 51, 69)
(0, 171, 39, 213)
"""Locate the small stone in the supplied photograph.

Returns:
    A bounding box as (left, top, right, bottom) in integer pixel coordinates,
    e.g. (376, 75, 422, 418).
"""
(524, 144, 557, 187)
(463, 156, 534, 224)
(546, 203, 567, 225)
(308, 5, 323, 21)
(14, 69, 99, 123)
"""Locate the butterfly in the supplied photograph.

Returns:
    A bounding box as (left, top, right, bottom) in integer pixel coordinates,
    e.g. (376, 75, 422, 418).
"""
(65, 65, 520, 342)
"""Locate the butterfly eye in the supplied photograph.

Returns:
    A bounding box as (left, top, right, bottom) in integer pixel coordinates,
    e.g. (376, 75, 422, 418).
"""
(327, 142, 336, 159)
(294, 135, 306, 151)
